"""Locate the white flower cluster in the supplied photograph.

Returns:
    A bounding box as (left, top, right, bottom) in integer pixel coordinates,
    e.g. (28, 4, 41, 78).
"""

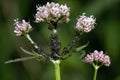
(35, 2, 70, 23)
(14, 19, 32, 36)
(84, 50, 111, 67)
(75, 13, 96, 33)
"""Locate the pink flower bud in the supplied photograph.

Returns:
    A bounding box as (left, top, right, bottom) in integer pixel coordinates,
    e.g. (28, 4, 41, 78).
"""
(75, 13, 96, 33)
(84, 50, 111, 67)
(14, 19, 32, 36)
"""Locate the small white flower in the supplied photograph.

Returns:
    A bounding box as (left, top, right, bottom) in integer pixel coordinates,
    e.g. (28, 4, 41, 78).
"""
(103, 55, 111, 67)
(35, 2, 70, 23)
(84, 50, 111, 67)
(14, 19, 32, 36)
(50, 6, 61, 17)
(75, 13, 96, 33)
(60, 4, 70, 16)
(84, 54, 94, 63)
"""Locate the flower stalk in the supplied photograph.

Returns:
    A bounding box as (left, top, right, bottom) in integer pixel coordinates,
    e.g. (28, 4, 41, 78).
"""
(25, 34, 38, 49)
(93, 67, 98, 80)
(92, 63, 100, 80)
(52, 60, 61, 80)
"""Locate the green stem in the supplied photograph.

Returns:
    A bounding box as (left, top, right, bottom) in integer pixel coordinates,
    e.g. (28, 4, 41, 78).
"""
(45, 20, 54, 29)
(53, 29, 57, 34)
(52, 60, 61, 80)
(25, 34, 38, 49)
(93, 67, 98, 80)
(92, 63, 100, 80)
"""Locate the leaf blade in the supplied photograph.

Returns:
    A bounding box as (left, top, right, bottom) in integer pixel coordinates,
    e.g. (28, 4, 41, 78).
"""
(76, 42, 89, 52)
(5, 56, 38, 64)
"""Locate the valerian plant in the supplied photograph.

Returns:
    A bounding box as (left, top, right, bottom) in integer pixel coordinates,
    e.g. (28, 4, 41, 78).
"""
(5, 2, 111, 80)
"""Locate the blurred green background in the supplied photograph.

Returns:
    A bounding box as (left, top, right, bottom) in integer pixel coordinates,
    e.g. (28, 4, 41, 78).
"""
(0, 0, 120, 80)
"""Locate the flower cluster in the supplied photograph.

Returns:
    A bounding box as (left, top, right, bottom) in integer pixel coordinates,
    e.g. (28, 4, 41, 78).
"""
(84, 50, 111, 67)
(75, 13, 96, 33)
(14, 19, 32, 36)
(35, 2, 70, 23)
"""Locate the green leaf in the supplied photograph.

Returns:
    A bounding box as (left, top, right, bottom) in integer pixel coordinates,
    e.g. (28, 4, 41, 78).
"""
(21, 47, 45, 60)
(76, 42, 89, 52)
(80, 50, 86, 59)
(20, 47, 35, 55)
(20, 47, 41, 57)
(5, 56, 38, 64)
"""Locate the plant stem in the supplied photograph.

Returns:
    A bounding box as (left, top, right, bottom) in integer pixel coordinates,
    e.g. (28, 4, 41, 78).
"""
(25, 34, 38, 49)
(93, 67, 98, 80)
(93, 63, 100, 80)
(53, 29, 57, 34)
(52, 60, 61, 80)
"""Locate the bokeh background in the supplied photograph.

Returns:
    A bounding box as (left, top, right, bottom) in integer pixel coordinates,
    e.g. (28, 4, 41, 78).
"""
(0, 0, 120, 80)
